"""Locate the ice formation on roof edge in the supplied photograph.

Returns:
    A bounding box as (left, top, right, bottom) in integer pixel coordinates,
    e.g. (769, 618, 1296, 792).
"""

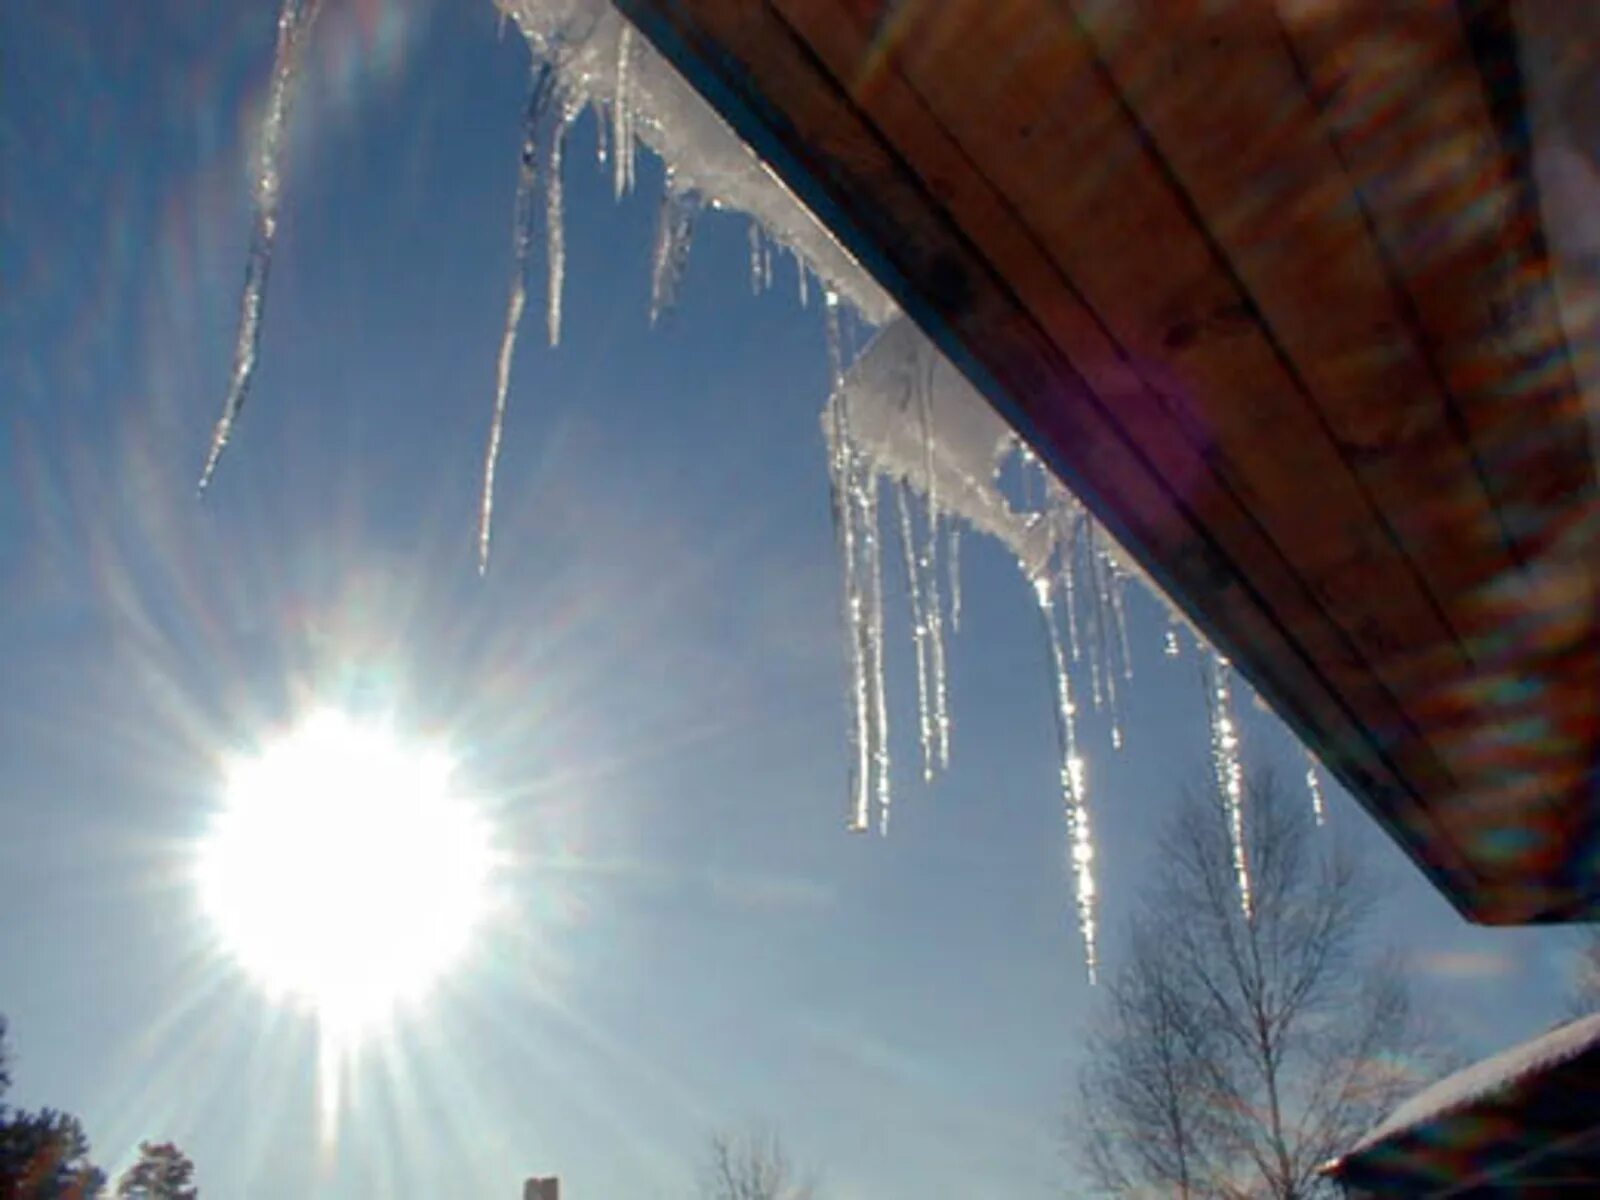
(206, 0, 1350, 974)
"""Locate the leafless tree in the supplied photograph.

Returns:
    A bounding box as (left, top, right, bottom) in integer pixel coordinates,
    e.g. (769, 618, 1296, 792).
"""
(1562, 929, 1600, 1019)
(1071, 771, 1436, 1199)
(702, 1126, 816, 1200)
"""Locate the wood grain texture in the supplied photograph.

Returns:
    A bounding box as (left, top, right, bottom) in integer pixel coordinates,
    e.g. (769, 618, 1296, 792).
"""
(621, 0, 1597, 922)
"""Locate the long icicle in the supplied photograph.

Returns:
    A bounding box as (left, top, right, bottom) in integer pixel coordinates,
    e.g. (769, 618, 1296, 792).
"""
(824, 304, 875, 833)
(1205, 652, 1252, 917)
(924, 507, 951, 770)
(478, 66, 555, 575)
(1036, 575, 1097, 982)
(198, 0, 325, 492)
(612, 24, 634, 200)
(829, 419, 872, 833)
(861, 459, 891, 833)
(545, 105, 569, 347)
(917, 348, 950, 769)
(1083, 523, 1108, 714)
(827, 294, 890, 830)
(895, 482, 936, 781)
(1088, 528, 1123, 747)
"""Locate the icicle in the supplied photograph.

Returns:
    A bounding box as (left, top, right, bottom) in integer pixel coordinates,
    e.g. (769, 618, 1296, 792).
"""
(895, 483, 936, 781)
(862, 470, 890, 833)
(612, 24, 635, 199)
(1108, 558, 1134, 683)
(826, 376, 888, 833)
(1090, 531, 1121, 724)
(649, 184, 702, 325)
(1084, 526, 1108, 714)
(593, 100, 608, 166)
(796, 250, 810, 307)
(947, 521, 963, 634)
(478, 66, 555, 574)
(924, 509, 951, 770)
(748, 222, 763, 294)
(916, 350, 950, 769)
(1204, 652, 1252, 917)
(1164, 627, 1181, 657)
(545, 109, 568, 347)
(1035, 576, 1097, 982)
(823, 290, 845, 388)
(198, 0, 325, 492)
(1051, 494, 1084, 665)
(829, 427, 872, 832)
(1305, 747, 1327, 827)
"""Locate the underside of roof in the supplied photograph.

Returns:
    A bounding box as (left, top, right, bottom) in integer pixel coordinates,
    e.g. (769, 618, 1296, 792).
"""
(618, 0, 1600, 923)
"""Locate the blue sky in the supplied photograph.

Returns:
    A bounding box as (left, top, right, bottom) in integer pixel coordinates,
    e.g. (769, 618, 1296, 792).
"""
(0, 2, 1579, 1196)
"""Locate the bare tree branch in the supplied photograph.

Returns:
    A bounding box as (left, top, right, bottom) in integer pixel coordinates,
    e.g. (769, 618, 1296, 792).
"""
(702, 1125, 816, 1200)
(1068, 771, 1440, 1199)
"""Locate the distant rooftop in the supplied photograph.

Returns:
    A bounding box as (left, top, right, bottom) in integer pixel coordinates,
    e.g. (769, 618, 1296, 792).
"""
(1326, 1013, 1600, 1194)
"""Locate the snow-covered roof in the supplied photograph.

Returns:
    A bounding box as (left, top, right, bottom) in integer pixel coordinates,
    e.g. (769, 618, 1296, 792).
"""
(1327, 1013, 1600, 1194)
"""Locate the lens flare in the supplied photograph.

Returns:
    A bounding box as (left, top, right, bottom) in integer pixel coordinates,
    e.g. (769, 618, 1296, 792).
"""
(197, 709, 493, 1032)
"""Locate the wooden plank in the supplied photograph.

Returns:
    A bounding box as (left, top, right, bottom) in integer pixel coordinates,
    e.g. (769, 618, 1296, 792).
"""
(1059, 3, 1515, 646)
(619, 0, 1484, 906)
(1277, 0, 1600, 916)
(620, 0, 1597, 920)
(1049, 0, 1594, 918)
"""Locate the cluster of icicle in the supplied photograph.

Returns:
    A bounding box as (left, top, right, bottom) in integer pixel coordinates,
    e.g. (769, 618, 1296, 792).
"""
(826, 317, 1205, 979)
(205, 0, 1333, 980)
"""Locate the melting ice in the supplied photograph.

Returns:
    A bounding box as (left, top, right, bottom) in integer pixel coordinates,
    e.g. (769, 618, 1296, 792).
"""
(206, 0, 1349, 974)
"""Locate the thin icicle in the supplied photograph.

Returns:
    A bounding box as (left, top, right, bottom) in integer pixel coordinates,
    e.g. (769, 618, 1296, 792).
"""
(593, 100, 608, 166)
(947, 521, 963, 634)
(828, 423, 872, 833)
(824, 288, 863, 824)
(862, 471, 890, 833)
(649, 184, 702, 325)
(895, 483, 936, 780)
(612, 24, 635, 200)
(198, 0, 324, 492)
(1084, 527, 1109, 714)
(796, 250, 810, 307)
(916, 351, 950, 768)
(1035, 576, 1097, 982)
(1305, 748, 1327, 827)
(478, 66, 554, 575)
(923, 510, 950, 770)
(545, 109, 568, 347)
(1108, 559, 1134, 683)
(1205, 652, 1252, 917)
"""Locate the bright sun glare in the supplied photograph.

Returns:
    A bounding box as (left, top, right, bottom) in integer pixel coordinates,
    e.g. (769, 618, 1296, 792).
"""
(198, 709, 493, 1030)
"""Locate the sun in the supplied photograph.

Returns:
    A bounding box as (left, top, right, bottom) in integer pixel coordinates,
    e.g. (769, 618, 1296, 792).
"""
(197, 709, 493, 1030)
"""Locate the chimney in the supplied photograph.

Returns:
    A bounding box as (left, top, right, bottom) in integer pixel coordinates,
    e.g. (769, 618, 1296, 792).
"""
(523, 1178, 559, 1200)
